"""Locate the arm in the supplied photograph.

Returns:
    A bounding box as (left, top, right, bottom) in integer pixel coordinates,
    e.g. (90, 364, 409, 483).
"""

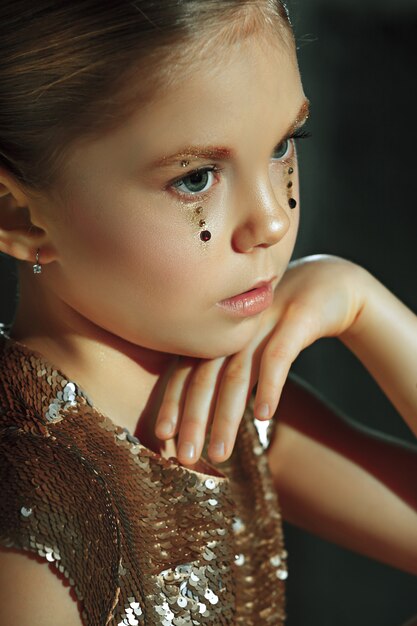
(0, 425, 121, 625)
(339, 268, 417, 437)
(267, 372, 417, 576)
(0, 547, 83, 626)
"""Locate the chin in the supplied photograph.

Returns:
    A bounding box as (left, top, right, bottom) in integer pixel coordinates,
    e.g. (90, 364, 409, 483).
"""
(179, 334, 256, 361)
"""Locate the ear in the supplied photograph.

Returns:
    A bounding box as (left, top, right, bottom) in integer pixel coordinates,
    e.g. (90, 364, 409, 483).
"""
(0, 169, 58, 266)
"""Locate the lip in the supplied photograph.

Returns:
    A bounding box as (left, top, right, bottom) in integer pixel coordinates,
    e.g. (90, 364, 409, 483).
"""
(216, 276, 277, 318)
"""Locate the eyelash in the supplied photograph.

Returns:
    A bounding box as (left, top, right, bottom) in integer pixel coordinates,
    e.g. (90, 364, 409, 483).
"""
(167, 128, 312, 201)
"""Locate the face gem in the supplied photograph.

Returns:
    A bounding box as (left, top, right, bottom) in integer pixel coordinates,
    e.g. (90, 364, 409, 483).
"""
(200, 231, 212, 242)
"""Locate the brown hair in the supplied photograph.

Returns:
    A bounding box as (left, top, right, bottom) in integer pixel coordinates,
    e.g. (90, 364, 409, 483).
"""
(0, 1, 293, 198)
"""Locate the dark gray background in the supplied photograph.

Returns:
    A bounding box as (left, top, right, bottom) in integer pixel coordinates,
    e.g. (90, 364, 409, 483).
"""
(1, 1, 416, 624)
(285, 1, 417, 625)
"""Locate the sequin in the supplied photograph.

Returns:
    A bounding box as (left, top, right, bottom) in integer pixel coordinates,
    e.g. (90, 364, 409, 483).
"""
(232, 516, 245, 534)
(253, 419, 270, 448)
(0, 334, 288, 625)
(20, 506, 32, 517)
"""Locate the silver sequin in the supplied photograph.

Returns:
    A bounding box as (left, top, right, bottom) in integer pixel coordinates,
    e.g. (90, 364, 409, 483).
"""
(45, 381, 78, 422)
(20, 506, 32, 517)
(232, 516, 245, 533)
(253, 418, 271, 448)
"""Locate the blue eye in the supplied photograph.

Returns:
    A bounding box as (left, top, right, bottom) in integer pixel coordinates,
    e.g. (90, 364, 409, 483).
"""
(272, 128, 312, 161)
(172, 166, 220, 195)
(168, 128, 312, 199)
(272, 139, 291, 160)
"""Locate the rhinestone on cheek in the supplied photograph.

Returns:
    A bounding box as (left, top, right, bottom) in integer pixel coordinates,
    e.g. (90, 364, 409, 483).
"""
(200, 230, 212, 242)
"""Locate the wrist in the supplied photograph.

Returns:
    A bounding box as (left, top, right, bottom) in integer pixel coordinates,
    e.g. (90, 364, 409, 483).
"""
(339, 264, 376, 346)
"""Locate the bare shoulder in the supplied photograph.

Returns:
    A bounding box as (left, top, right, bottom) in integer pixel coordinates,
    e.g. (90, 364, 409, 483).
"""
(0, 545, 84, 626)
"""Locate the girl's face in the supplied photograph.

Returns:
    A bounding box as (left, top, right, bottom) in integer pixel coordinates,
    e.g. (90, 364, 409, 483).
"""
(39, 32, 308, 359)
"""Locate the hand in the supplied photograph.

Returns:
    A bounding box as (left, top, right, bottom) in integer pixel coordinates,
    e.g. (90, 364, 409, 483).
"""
(154, 254, 369, 466)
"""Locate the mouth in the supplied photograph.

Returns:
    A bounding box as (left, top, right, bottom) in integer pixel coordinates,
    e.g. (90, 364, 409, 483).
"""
(216, 277, 277, 317)
(224, 276, 277, 300)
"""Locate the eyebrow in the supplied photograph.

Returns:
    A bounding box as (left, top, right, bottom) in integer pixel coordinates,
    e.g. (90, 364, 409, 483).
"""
(147, 98, 310, 169)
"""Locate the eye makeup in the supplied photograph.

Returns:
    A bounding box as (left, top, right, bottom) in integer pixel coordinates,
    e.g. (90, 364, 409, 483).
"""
(195, 205, 211, 242)
(150, 98, 311, 171)
(168, 127, 311, 203)
(286, 164, 297, 209)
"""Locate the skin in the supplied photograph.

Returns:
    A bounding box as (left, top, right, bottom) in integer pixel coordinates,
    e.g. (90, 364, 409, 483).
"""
(0, 29, 304, 466)
(1, 17, 417, 626)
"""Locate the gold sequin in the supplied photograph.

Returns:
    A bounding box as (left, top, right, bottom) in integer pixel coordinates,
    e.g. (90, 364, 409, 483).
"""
(0, 331, 288, 624)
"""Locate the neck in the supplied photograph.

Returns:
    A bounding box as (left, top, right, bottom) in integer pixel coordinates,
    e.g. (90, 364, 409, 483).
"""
(10, 267, 179, 451)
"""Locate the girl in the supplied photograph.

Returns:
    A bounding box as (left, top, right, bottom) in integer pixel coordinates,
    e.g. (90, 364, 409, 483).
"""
(0, 1, 416, 625)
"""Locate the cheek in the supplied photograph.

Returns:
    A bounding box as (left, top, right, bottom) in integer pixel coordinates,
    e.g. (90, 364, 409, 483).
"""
(55, 189, 206, 305)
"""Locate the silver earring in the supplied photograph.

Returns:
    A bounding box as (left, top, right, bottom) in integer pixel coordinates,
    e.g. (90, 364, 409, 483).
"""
(33, 248, 42, 274)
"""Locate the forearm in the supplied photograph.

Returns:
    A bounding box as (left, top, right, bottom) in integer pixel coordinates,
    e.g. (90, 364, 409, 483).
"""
(268, 375, 417, 575)
(340, 267, 417, 438)
(270, 419, 417, 576)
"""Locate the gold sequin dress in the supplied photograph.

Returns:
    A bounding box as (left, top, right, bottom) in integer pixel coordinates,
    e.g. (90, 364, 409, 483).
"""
(0, 328, 288, 626)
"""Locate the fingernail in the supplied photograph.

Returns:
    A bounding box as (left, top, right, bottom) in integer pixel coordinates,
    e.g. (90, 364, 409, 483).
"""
(156, 421, 174, 437)
(210, 440, 225, 457)
(255, 402, 270, 419)
(178, 441, 195, 461)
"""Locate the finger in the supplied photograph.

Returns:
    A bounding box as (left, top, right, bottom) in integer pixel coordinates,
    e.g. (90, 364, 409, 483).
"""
(154, 357, 196, 439)
(253, 305, 317, 420)
(207, 354, 253, 463)
(176, 356, 227, 465)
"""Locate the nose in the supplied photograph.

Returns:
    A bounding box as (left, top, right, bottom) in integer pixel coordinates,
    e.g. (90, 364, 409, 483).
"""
(231, 178, 291, 253)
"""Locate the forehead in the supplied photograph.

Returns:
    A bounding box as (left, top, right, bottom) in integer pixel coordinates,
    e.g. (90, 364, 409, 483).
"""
(59, 32, 303, 182)
(134, 34, 300, 127)
(162, 25, 297, 92)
